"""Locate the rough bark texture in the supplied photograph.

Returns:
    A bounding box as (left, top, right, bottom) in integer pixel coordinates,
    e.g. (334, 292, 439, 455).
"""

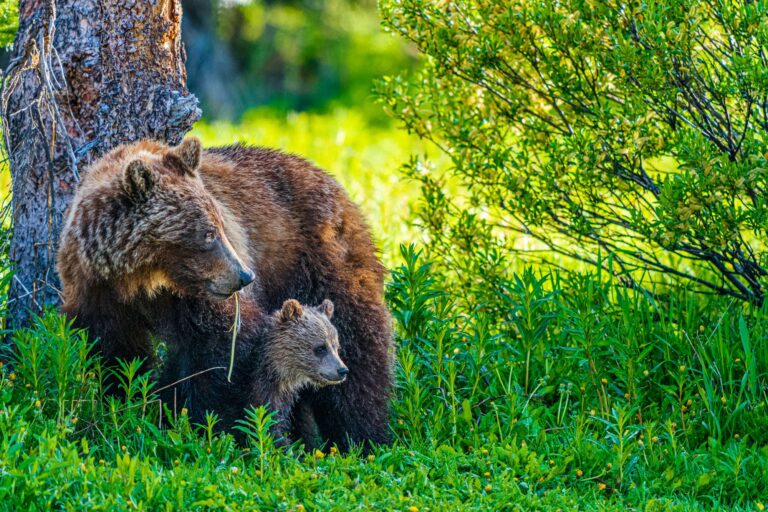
(3, 0, 200, 329)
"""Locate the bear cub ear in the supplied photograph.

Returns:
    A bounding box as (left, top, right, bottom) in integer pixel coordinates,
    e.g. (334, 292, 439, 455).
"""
(123, 160, 156, 201)
(171, 137, 202, 171)
(279, 299, 303, 322)
(318, 299, 334, 319)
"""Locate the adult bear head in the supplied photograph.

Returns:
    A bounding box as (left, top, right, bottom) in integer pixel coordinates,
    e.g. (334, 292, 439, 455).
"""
(57, 137, 255, 304)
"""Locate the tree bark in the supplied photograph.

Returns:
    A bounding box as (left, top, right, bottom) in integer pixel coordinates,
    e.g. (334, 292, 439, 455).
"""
(3, 0, 200, 329)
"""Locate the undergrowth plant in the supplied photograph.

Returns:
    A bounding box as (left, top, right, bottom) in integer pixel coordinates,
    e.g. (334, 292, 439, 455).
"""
(387, 244, 768, 505)
(0, 246, 765, 508)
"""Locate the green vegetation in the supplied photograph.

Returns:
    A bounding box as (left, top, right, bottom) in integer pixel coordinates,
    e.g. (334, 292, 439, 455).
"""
(194, 0, 418, 116)
(2, 249, 767, 510)
(378, 0, 768, 304)
(2, 0, 768, 510)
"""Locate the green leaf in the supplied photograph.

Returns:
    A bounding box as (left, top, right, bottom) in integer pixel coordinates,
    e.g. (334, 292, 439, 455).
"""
(461, 399, 473, 424)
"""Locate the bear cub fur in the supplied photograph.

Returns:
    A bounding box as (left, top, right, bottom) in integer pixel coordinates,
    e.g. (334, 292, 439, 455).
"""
(251, 298, 347, 441)
(161, 299, 347, 441)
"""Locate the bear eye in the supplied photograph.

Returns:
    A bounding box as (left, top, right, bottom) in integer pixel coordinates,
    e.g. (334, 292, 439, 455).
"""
(313, 345, 328, 357)
(204, 230, 217, 245)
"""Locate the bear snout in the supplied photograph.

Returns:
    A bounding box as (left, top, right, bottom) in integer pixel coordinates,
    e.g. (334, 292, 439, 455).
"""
(319, 363, 349, 384)
(238, 268, 256, 289)
(205, 262, 256, 300)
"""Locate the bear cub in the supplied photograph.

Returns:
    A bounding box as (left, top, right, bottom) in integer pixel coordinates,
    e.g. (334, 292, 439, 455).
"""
(251, 298, 348, 441)
(161, 298, 347, 443)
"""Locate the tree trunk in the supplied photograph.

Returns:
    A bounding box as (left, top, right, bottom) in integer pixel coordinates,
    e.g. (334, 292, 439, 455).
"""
(3, 0, 200, 330)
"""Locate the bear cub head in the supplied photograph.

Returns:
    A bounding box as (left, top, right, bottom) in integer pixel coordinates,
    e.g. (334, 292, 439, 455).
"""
(58, 138, 255, 303)
(266, 298, 348, 393)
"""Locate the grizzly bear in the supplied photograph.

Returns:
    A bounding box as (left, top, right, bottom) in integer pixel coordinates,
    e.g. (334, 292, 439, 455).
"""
(160, 298, 347, 442)
(57, 137, 393, 451)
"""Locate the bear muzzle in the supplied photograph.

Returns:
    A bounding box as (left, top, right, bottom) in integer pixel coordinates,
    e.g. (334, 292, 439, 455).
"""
(238, 268, 256, 289)
(320, 363, 349, 384)
(206, 266, 256, 300)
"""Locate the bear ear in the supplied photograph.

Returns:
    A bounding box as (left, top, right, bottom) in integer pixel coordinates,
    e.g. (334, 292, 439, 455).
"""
(123, 160, 156, 201)
(279, 299, 303, 322)
(318, 299, 334, 319)
(171, 137, 201, 171)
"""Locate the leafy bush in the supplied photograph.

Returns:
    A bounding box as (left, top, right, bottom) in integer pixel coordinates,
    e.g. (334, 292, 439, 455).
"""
(378, 0, 768, 303)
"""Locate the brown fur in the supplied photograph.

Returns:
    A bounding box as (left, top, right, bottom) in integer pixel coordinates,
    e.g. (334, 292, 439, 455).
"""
(57, 137, 393, 451)
(263, 299, 347, 401)
(160, 299, 347, 442)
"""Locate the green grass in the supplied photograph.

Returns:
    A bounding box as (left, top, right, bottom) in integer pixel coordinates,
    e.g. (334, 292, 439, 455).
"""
(3, 246, 768, 510)
(5, 288, 763, 512)
(1, 109, 767, 510)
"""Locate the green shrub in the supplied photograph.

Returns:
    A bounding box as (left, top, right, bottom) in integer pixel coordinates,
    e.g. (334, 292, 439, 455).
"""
(378, 0, 768, 304)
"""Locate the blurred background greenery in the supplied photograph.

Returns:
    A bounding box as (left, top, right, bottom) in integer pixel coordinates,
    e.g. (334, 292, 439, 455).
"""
(183, 0, 419, 117)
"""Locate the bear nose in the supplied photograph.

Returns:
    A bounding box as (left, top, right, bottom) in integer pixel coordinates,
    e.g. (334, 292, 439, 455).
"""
(238, 268, 255, 289)
(337, 367, 349, 378)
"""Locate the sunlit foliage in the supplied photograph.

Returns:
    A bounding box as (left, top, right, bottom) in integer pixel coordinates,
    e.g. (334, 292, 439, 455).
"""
(379, 0, 768, 303)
